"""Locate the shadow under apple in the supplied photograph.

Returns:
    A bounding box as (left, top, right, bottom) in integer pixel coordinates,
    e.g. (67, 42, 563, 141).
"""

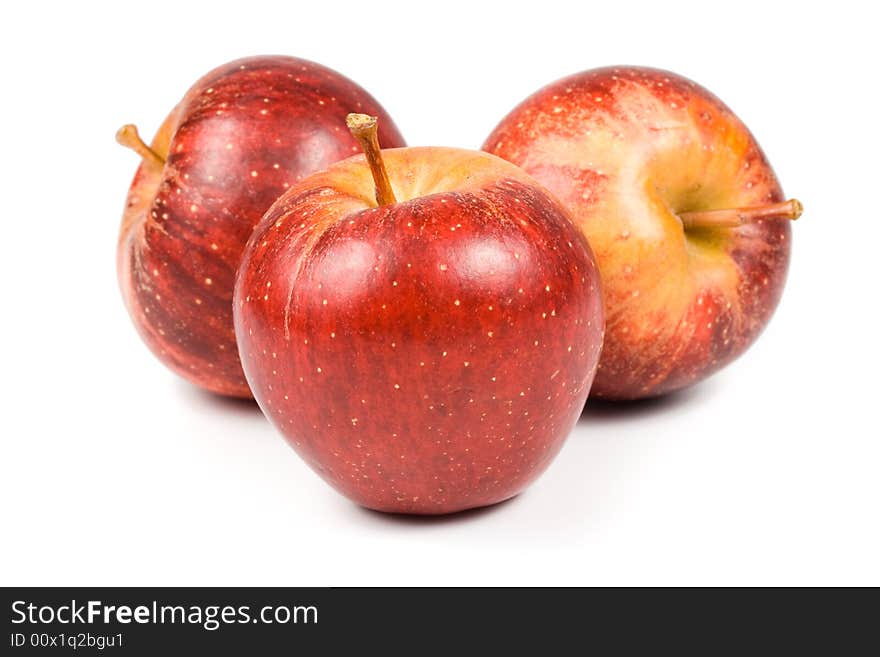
(578, 378, 719, 425)
(351, 494, 522, 527)
(176, 380, 264, 417)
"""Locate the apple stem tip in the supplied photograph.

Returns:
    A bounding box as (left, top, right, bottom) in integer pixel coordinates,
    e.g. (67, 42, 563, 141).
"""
(346, 113, 397, 206)
(346, 113, 378, 134)
(116, 124, 165, 168)
(679, 198, 803, 229)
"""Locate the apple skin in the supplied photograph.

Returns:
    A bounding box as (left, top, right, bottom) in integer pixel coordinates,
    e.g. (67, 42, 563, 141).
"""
(484, 66, 792, 400)
(118, 56, 405, 397)
(234, 148, 604, 514)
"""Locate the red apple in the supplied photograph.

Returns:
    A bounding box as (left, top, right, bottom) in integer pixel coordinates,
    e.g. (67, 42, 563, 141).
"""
(117, 56, 405, 397)
(234, 115, 604, 514)
(484, 66, 801, 400)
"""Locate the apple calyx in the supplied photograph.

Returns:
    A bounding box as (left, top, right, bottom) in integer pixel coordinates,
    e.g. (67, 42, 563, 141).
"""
(116, 124, 165, 169)
(678, 198, 803, 229)
(346, 113, 397, 206)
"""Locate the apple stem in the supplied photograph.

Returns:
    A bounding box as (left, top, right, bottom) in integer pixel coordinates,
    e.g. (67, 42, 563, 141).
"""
(116, 124, 165, 168)
(346, 113, 397, 206)
(678, 198, 803, 229)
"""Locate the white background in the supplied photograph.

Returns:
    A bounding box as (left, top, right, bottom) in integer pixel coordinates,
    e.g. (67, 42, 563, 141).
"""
(1, 0, 877, 586)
